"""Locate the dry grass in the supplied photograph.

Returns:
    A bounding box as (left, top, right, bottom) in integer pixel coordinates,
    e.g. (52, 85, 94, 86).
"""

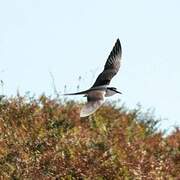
(0, 95, 179, 179)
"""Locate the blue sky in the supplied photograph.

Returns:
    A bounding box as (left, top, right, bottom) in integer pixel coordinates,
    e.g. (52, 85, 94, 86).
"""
(0, 0, 180, 132)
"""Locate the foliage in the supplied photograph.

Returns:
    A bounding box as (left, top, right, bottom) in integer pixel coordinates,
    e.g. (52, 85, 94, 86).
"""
(0, 95, 179, 179)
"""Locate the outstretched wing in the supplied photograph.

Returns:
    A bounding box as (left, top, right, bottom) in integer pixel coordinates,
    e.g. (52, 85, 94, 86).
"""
(80, 99, 105, 117)
(80, 90, 105, 117)
(92, 39, 122, 87)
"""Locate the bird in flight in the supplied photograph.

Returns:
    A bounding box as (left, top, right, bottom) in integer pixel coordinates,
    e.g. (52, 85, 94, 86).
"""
(64, 39, 122, 117)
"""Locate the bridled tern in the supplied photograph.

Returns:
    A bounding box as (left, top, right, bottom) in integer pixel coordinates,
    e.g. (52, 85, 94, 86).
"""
(64, 39, 122, 117)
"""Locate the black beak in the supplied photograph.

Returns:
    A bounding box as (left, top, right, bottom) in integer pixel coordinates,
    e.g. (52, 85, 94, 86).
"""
(115, 90, 122, 94)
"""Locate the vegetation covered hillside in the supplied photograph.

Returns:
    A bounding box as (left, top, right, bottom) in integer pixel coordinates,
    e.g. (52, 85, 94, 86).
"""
(0, 95, 179, 179)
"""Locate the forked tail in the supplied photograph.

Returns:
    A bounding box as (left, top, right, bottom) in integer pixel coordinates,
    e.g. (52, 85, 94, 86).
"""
(63, 89, 89, 96)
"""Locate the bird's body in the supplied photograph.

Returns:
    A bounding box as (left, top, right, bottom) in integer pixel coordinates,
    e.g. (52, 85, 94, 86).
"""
(64, 86, 120, 97)
(64, 39, 122, 117)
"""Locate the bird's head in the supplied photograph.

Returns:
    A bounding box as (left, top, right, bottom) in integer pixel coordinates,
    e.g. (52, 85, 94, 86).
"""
(108, 87, 122, 94)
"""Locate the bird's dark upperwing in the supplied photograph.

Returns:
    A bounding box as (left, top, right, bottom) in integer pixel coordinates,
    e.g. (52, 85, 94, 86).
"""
(92, 39, 122, 87)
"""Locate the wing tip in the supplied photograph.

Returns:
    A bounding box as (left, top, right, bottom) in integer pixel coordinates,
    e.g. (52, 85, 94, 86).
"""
(114, 38, 122, 58)
(80, 109, 93, 117)
(116, 38, 120, 43)
(107, 38, 122, 60)
(80, 112, 88, 118)
(115, 38, 121, 50)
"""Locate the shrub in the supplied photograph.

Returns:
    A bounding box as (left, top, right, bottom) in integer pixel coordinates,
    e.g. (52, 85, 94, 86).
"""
(0, 95, 179, 179)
